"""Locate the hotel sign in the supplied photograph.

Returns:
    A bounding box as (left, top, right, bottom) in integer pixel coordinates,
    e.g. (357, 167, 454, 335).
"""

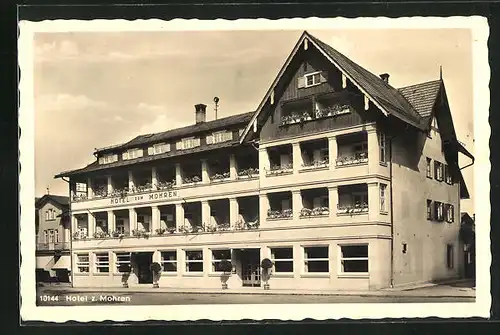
(110, 190, 179, 205)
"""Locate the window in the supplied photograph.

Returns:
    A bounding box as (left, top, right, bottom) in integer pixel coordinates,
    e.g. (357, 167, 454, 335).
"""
(45, 209, 56, 221)
(98, 154, 118, 164)
(446, 204, 454, 223)
(54, 229, 59, 243)
(178, 137, 200, 150)
(43, 230, 48, 243)
(354, 142, 368, 159)
(76, 183, 87, 193)
(304, 72, 322, 87)
(208, 131, 233, 145)
(161, 251, 177, 272)
(76, 253, 90, 273)
(444, 165, 453, 184)
(434, 201, 444, 221)
(304, 246, 329, 273)
(116, 219, 125, 234)
(426, 158, 432, 178)
(185, 250, 203, 272)
(340, 245, 369, 273)
(211, 249, 231, 272)
(123, 148, 143, 160)
(446, 244, 454, 269)
(95, 252, 110, 273)
(48, 229, 55, 243)
(379, 132, 386, 163)
(148, 143, 170, 155)
(427, 200, 433, 220)
(434, 161, 443, 181)
(380, 184, 387, 212)
(271, 247, 294, 273)
(353, 193, 368, 206)
(115, 252, 130, 272)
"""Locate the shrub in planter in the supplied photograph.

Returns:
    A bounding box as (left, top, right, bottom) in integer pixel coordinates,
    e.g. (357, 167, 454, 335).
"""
(150, 262, 162, 288)
(260, 258, 273, 290)
(118, 264, 131, 288)
(219, 260, 233, 290)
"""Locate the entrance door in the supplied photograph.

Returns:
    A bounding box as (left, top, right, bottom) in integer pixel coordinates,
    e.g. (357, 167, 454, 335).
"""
(241, 249, 261, 287)
(134, 252, 153, 284)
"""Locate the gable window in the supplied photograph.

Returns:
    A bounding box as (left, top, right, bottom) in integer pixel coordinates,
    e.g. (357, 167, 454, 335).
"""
(122, 148, 143, 160)
(298, 71, 327, 88)
(446, 204, 454, 223)
(427, 200, 433, 220)
(434, 161, 444, 181)
(446, 244, 454, 269)
(178, 137, 200, 150)
(148, 143, 170, 155)
(380, 184, 387, 213)
(434, 201, 444, 221)
(426, 158, 432, 178)
(207, 131, 233, 145)
(379, 132, 387, 163)
(98, 154, 118, 165)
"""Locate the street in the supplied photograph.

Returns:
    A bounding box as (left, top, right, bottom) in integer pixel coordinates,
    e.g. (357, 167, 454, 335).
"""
(36, 285, 475, 306)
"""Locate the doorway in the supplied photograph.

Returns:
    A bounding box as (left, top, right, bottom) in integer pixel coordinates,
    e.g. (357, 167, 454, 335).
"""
(240, 249, 261, 287)
(134, 252, 153, 284)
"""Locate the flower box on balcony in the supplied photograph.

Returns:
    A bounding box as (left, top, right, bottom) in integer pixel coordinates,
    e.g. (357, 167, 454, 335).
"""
(234, 219, 260, 230)
(237, 168, 259, 179)
(132, 229, 151, 238)
(315, 104, 352, 119)
(110, 188, 129, 198)
(266, 164, 293, 176)
(157, 180, 176, 190)
(337, 204, 369, 215)
(93, 231, 110, 239)
(301, 159, 329, 170)
(336, 155, 368, 167)
(135, 183, 153, 193)
(210, 172, 230, 182)
(183, 176, 202, 185)
(111, 230, 125, 238)
(267, 209, 293, 220)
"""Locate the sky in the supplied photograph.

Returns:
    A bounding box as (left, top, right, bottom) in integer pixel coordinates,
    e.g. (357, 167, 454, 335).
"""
(33, 28, 475, 213)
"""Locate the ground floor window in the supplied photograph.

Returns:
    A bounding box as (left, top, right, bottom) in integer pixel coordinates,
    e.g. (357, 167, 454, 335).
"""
(340, 245, 369, 273)
(447, 244, 454, 269)
(76, 253, 89, 273)
(211, 249, 231, 272)
(161, 251, 178, 272)
(185, 250, 203, 272)
(304, 246, 329, 273)
(115, 252, 130, 272)
(95, 252, 110, 273)
(270, 247, 293, 272)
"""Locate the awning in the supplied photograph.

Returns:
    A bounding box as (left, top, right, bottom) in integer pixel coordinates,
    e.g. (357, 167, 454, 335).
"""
(36, 256, 54, 271)
(52, 255, 71, 270)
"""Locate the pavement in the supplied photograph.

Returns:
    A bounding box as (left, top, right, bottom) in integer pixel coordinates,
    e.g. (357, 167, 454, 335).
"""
(38, 278, 476, 299)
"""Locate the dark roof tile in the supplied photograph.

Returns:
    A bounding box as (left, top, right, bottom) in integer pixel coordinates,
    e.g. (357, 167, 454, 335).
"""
(398, 80, 441, 119)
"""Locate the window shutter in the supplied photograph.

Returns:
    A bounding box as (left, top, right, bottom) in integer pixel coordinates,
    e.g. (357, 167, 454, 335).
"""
(194, 138, 200, 147)
(298, 76, 306, 89)
(320, 71, 328, 83)
(98, 157, 104, 164)
(176, 141, 183, 150)
(450, 205, 454, 222)
(434, 161, 438, 180)
(226, 131, 233, 141)
(136, 149, 144, 158)
(206, 135, 213, 145)
(112, 154, 118, 162)
(122, 151, 129, 160)
(165, 143, 171, 152)
(147, 147, 154, 155)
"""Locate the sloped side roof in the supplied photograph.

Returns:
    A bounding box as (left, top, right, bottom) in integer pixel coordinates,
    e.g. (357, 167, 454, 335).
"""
(97, 112, 253, 154)
(307, 33, 425, 130)
(398, 80, 442, 119)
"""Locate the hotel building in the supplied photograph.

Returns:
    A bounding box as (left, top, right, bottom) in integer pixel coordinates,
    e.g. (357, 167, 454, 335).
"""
(55, 31, 473, 290)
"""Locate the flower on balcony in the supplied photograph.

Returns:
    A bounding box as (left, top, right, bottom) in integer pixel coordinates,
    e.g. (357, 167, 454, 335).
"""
(237, 167, 259, 178)
(302, 157, 330, 169)
(267, 164, 293, 175)
(155, 228, 166, 235)
(337, 202, 368, 214)
(336, 153, 368, 166)
(217, 222, 231, 231)
(312, 207, 330, 216)
(132, 229, 150, 238)
(135, 183, 153, 193)
(183, 175, 201, 184)
(179, 225, 192, 234)
(110, 187, 129, 198)
(267, 209, 292, 219)
(93, 231, 109, 239)
(300, 208, 312, 217)
(110, 230, 125, 238)
(315, 104, 352, 119)
(72, 231, 87, 240)
(210, 172, 230, 181)
(157, 179, 176, 190)
(234, 219, 259, 230)
(93, 186, 108, 198)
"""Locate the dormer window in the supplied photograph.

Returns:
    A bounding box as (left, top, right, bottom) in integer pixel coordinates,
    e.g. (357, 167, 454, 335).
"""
(177, 137, 200, 150)
(122, 148, 144, 160)
(207, 131, 233, 145)
(148, 142, 170, 155)
(298, 71, 327, 88)
(98, 154, 118, 165)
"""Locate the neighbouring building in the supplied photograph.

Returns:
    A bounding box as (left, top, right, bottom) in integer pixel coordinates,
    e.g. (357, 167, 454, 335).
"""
(55, 31, 473, 290)
(460, 212, 476, 280)
(35, 194, 71, 283)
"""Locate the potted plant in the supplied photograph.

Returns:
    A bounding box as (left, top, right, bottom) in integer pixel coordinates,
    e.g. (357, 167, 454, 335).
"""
(118, 263, 131, 288)
(150, 262, 162, 288)
(155, 228, 166, 236)
(219, 260, 233, 290)
(261, 258, 273, 290)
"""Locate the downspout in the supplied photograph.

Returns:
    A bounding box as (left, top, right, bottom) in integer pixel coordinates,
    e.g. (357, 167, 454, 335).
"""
(60, 176, 74, 287)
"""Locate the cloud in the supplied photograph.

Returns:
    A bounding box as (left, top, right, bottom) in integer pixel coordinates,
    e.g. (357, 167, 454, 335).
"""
(137, 113, 190, 136)
(36, 93, 108, 112)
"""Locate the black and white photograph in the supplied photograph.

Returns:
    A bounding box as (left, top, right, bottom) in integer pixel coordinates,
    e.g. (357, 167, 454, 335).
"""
(19, 17, 490, 321)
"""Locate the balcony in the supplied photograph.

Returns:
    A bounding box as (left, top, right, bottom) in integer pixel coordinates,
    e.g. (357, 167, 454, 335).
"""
(266, 191, 293, 221)
(300, 139, 329, 172)
(336, 184, 369, 216)
(336, 132, 368, 168)
(265, 144, 293, 176)
(299, 187, 330, 218)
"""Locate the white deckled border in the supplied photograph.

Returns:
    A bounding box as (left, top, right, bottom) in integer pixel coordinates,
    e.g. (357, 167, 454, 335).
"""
(19, 16, 490, 322)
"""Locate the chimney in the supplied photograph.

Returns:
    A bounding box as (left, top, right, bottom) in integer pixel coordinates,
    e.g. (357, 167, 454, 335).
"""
(195, 104, 207, 124)
(379, 73, 390, 84)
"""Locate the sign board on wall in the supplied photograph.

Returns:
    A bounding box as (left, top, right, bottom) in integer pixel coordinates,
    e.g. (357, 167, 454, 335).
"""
(110, 190, 180, 205)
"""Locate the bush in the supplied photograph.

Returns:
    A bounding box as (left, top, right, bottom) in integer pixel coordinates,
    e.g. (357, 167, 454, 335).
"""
(118, 264, 131, 273)
(150, 262, 162, 274)
(261, 258, 273, 269)
(219, 260, 233, 273)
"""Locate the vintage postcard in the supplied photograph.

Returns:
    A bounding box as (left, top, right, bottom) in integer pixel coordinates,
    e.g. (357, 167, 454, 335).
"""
(19, 17, 490, 322)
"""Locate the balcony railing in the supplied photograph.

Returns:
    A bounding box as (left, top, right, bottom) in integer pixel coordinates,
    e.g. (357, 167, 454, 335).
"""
(336, 203, 369, 215)
(237, 168, 259, 179)
(299, 207, 330, 217)
(267, 209, 293, 220)
(210, 172, 230, 182)
(265, 164, 293, 176)
(335, 153, 368, 167)
(301, 158, 329, 170)
(36, 242, 70, 251)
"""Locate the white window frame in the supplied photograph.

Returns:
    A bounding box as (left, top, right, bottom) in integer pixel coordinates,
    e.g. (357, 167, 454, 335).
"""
(427, 199, 433, 220)
(339, 244, 369, 274)
(99, 154, 117, 164)
(54, 229, 59, 243)
(380, 184, 387, 212)
(304, 71, 322, 88)
(161, 250, 178, 273)
(303, 246, 329, 273)
(185, 250, 204, 273)
(75, 253, 90, 273)
(211, 249, 231, 273)
(210, 131, 233, 144)
(151, 143, 170, 155)
(95, 252, 110, 273)
(435, 201, 444, 221)
(123, 148, 143, 160)
(115, 219, 125, 234)
(115, 252, 131, 272)
(379, 132, 386, 163)
(446, 204, 454, 223)
(270, 247, 294, 273)
(48, 229, 55, 243)
(426, 157, 432, 178)
(43, 230, 48, 243)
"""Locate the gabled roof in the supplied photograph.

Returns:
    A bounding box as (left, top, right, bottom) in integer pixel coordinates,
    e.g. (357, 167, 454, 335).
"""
(239, 31, 426, 143)
(97, 112, 253, 155)
(35, 195, 69, 210)
(398, 80, 442, 119)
